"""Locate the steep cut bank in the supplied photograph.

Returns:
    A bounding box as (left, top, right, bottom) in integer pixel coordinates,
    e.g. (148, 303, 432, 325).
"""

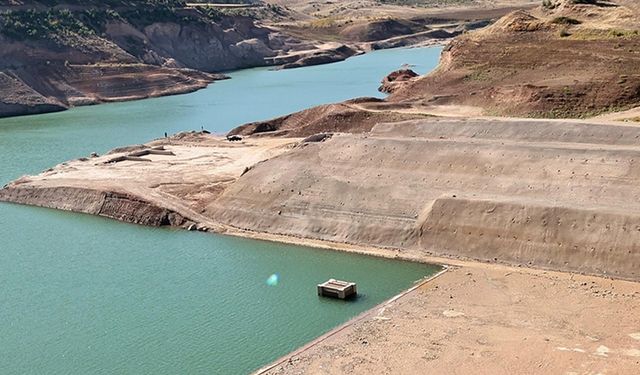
(0, 0, 348, 117)
(0, 185, 189, 227)
(385, 0, 640, 118)
(3, 119, 640, 281)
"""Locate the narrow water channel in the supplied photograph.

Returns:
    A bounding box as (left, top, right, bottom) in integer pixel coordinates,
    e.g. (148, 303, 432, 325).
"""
(0, 46, 443, 374)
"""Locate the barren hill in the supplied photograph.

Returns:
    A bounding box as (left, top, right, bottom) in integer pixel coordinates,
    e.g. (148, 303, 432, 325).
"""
(387, 0, 640, 118)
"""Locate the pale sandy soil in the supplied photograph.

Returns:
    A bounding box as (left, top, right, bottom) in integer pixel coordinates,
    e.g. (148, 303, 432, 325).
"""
(5, 133, 299, 229)
(351, 101, 485, 117)
(257, 258, 640, 375)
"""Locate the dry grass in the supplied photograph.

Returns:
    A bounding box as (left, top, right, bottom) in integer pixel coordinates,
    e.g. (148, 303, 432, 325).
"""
(570, 28, 640, 40)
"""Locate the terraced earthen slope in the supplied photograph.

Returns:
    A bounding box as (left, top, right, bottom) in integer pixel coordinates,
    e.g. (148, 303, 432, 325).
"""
(3, 118, 640, 280)
(210, 118, 640, 280)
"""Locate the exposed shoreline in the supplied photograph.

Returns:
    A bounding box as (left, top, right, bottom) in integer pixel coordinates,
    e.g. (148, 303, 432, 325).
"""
(0, 39, 445, 120)
(1, 1, 526, 120)
(252, 267, 452, 375)
(3, 2, 640, 372)
(3, 116, 640, 281)
(0, 12, 470, 120)
(2, 121, 639, 374)
(0, 47, 387, 120)
(3, 194, 638, 374)
(254, 246, 640, 374)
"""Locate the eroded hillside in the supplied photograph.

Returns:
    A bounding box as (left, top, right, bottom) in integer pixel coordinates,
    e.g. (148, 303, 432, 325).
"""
(0, 0, 313, 117)
(211, 118, 640, 280)
(387, 0, 640, 117)
(0, 0, 543, 118)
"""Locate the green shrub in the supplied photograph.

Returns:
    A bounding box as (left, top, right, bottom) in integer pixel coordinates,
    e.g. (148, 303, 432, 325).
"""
(0, 9, 94, 42)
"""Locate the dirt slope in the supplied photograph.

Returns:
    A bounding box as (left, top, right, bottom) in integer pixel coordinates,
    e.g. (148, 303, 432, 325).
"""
(228, 98, 431, 137)
(4, 118, 640, 280)
(388, 0, 640, 118)
(0, 72, 68, 116)
(0, 133, 298, 229)
(211, 118, 640, 280)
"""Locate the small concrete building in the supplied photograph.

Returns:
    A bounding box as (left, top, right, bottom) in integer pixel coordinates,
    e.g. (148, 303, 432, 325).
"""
(317, 279, 357, 300)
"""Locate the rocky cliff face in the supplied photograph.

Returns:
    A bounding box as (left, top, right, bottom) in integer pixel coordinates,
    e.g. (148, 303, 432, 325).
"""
(0, 1, 305, 117)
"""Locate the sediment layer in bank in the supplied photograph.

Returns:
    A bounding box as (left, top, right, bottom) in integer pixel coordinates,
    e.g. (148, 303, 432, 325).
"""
(3, 118, 640, 281)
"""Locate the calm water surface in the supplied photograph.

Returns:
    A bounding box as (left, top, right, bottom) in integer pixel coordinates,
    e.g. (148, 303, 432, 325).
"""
(0, 47, 442, 374)
(0, 46, 442, 181)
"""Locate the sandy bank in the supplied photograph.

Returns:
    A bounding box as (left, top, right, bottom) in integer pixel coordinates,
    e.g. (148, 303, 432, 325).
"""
(0, 132, 298, 230)
(257, 258, 640, 375)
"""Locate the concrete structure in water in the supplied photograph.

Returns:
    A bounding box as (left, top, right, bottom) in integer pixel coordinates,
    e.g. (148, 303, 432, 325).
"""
(317, 279, 357, 300)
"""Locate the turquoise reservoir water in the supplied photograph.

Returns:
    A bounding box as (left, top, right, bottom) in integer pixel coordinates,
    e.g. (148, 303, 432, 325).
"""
(0, 47, 442, 374)
(0, 46, 442, 181)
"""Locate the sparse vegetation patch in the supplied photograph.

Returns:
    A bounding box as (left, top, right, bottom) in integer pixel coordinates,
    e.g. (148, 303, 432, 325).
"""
(0, 9, 94, 43)
(551, 16, 581, 25)
(571, 28, 640, 40)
